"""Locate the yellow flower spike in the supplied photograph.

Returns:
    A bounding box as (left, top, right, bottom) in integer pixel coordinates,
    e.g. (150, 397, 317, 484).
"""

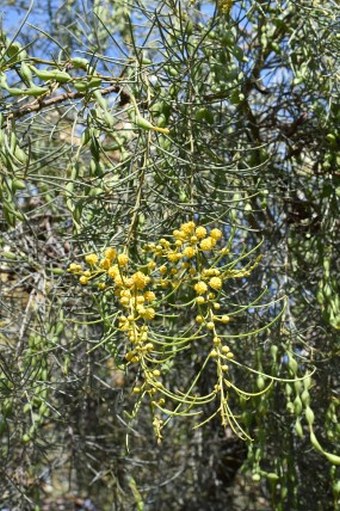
(85, 253, 99, 266)
(117, 253, 129, 266)
(194, 281, 208, 295)
(79, 275, 89, 285)
(195, 226, 207, 239)
(209, 276, 222, 291)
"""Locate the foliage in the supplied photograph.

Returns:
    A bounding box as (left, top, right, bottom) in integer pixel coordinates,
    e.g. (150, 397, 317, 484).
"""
(0, 0, 339, 510)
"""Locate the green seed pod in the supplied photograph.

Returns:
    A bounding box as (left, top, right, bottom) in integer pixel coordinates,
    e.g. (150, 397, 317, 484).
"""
(13, 145, 29, 164)
(24, 85, 49, 96)
(293, 395, 303, 416)
(22, 433, 31, 444)
(305, 406, 315, 426)
(11, 178, 26, 192)
(71, 57, 89, 70)
(29, 65, 71, 83)
(288, 356, 298, 374)
(295, 417, 304, 438)
(285, 383, 293, 397)
(294, 380, 302, 394)
(20, 61, 34, 85)
(252, 473, 261, 482)
(301, 389, 310, 406)
(310, 430, 323, 453)
(256, 375, 265, 390)
(266, 472, 279, 482)
(270, 345, 278, 360)
(303, 375, 312, 390)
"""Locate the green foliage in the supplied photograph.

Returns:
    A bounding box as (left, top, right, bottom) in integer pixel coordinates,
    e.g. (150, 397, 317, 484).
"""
(0, 0, 339, 509)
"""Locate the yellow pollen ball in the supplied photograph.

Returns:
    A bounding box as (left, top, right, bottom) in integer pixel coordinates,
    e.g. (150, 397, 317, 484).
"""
(79, 275, 89, 285)
(117, 253, 129, 266)
(85, 253, 98, 265)
(194, 281, 208, 295)
(196, 296, 205, 304)
(206, 321, 215, 330)
(209, 276, 222, 291)
(196, 315, 204, 323)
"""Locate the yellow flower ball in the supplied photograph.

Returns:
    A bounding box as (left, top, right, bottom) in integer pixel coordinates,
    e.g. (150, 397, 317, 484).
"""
(199, 237, 216, 251)
(210, 228, 223, 240)
(221, 315, 231, 324)
(107, 265, 119, 279)
(194, 281, 208, 295)
(206, 321, 215, 330)
(85, 253, 99, 266)
(209, 276, 222, 291)
(132, 271, 150, 290)
(144, 290, 156, 302)
(195, 226, 207, 239)
(183, 246, 196, 258)
(105, 247, 117, 261)
(117, 253, 129, 266)
(68, 263, 82, 273)
(99, 258, 111, 270)
(79, 275, 89, 285)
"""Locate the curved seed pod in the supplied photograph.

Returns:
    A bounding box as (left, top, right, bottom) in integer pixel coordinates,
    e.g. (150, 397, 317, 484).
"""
(29, 65, 71, 83)
(71, 57, 89, 70)
(20, 61, 34, 85)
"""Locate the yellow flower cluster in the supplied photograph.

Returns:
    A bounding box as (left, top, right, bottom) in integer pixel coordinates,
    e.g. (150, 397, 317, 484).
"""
(68, 221, 263, 439)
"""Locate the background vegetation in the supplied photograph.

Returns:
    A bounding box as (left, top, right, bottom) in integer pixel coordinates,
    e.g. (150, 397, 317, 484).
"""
(0, 1, 339, 510)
